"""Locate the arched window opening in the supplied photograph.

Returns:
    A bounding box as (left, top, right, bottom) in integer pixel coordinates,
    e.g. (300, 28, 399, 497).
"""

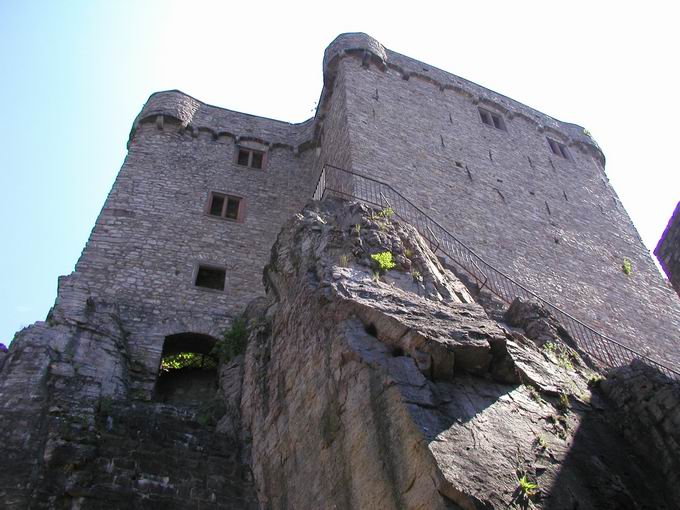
(155, 332, 219, 405)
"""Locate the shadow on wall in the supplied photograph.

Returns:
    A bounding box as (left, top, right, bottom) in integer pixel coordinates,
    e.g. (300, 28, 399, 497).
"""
(154, 332, 219, 406)
(545, 375, 675, 509)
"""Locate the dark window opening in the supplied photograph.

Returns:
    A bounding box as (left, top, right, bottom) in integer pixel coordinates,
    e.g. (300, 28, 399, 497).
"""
(237, 149, 250, 166)
(251, 151, 263, 169)
(225, 197, 240, 219)
(236, 147, 265, 169)
(207, 192, 242, 221)
(479, 107, 506, 131)
(195, 265, 226, 291)
(547, 138, 571, 160)
(155, 332, 219, 406)
(209, 194, 225, 216)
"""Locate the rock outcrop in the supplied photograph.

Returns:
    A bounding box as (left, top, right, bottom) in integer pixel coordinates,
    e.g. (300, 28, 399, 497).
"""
(239, 199, 674, 509)
(1, 198, 677, 509)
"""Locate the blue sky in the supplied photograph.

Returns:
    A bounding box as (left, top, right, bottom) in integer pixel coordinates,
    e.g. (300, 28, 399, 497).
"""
(1, 0, 678, 343)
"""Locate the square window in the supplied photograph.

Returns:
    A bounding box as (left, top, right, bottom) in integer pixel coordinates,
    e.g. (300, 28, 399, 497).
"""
(236, 147, 265, 169)
(547, 138, 571, 160)
(207, 192, 243, 221)
(195, 265, 226, 291)
(478, 107, 506, 131)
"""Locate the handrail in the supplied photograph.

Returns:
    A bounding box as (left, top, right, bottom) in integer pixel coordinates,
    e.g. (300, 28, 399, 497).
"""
(313, 164, 680, 381)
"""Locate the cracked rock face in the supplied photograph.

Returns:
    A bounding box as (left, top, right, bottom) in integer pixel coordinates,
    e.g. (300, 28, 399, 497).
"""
(240, 199, 674, 510)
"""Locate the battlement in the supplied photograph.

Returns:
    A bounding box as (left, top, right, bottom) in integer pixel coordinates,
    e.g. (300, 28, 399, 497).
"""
(129, 33, 604, 168)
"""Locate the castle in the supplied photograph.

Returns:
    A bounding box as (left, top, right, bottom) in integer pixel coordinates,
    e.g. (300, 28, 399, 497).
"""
(69, 32, 678, 387)
(2, 33, 680, 509)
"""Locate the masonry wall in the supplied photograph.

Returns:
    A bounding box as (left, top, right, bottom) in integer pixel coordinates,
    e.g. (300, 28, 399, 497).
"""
(327, 46, 680, 366)
(69, 110, 318, 393)
(655, 201, 680, 296)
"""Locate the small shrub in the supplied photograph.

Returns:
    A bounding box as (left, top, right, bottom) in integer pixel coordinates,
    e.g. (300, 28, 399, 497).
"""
(371, 251, 396, 273)
(518, 474, 539, 498)
(376, 207, 394, 218)
(622, 258, 632, 275)
(535, 435, 548, 450)
(411, 269, 422, 282)
(339, 254, 351, 267)
(212, 317, 248, 363)
(587, 374, 605, 387)
(404, 248, 413, 259)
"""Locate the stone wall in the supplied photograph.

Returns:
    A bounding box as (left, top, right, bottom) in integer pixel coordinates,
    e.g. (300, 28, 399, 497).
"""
(70, 110, 319, 393)
(327, 37, 680, 365)
(600, 360, 680, 501)
(655, 201, 680, 296)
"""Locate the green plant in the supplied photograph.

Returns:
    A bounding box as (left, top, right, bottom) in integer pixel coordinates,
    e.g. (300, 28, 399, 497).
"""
(353, 224, 361, 235)
(543, 342, 574, 370)
(411, 269, 422, 282)
(339, 254, 351, 267)
(212, 317, 248, 363)
(583, 128, 592, 137)
(376, 207, 394, 218)
(371, 251, 396, 273)
(535, 435, 548, 450)
(622, 258, 632, 275)
(161, 352, 216, 371)
(404, 248, 413, 259)
(518, 474, 539, 498)
(587, 374, 605, 387)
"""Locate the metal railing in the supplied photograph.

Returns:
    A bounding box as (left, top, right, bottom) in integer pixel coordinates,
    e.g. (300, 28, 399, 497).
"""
(313, 164, 680, 380)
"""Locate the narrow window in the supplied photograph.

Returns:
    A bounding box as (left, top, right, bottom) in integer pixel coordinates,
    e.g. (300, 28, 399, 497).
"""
(207, 192, 243, 221)
(547, 138, 571, 160)
(195, 265, 226, 291)
(209, 194, 225, 216)
(251, 151, 263, 169)
(478, 107, 506, 131)
(225, 197, 240, 219)
(236, 147, 265, 169)
(237, 149, 250, 166)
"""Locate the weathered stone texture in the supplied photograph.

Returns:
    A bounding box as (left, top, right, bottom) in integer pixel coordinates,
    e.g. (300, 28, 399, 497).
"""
(0, 298, 257, 509)
(332, 44, 679, 364)
(240, 199, 675, 509)
(2, 32, 680, 509)
(600, 360, 680, 501)
(656, 201, 680, 296)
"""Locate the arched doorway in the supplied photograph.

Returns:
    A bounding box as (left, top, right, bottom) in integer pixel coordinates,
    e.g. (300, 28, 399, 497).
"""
(155, 332, 219, 405)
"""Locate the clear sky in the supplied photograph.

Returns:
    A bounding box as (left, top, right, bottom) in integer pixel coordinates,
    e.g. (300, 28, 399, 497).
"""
(1, 0, 678, 343)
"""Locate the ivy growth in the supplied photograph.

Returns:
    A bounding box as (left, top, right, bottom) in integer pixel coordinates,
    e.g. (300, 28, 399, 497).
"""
(212, 317, 248, 363)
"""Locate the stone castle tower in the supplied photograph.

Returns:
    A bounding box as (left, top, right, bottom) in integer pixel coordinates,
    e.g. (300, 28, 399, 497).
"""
(1, 33, 680, 508)
(72, 32, 678, 380)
